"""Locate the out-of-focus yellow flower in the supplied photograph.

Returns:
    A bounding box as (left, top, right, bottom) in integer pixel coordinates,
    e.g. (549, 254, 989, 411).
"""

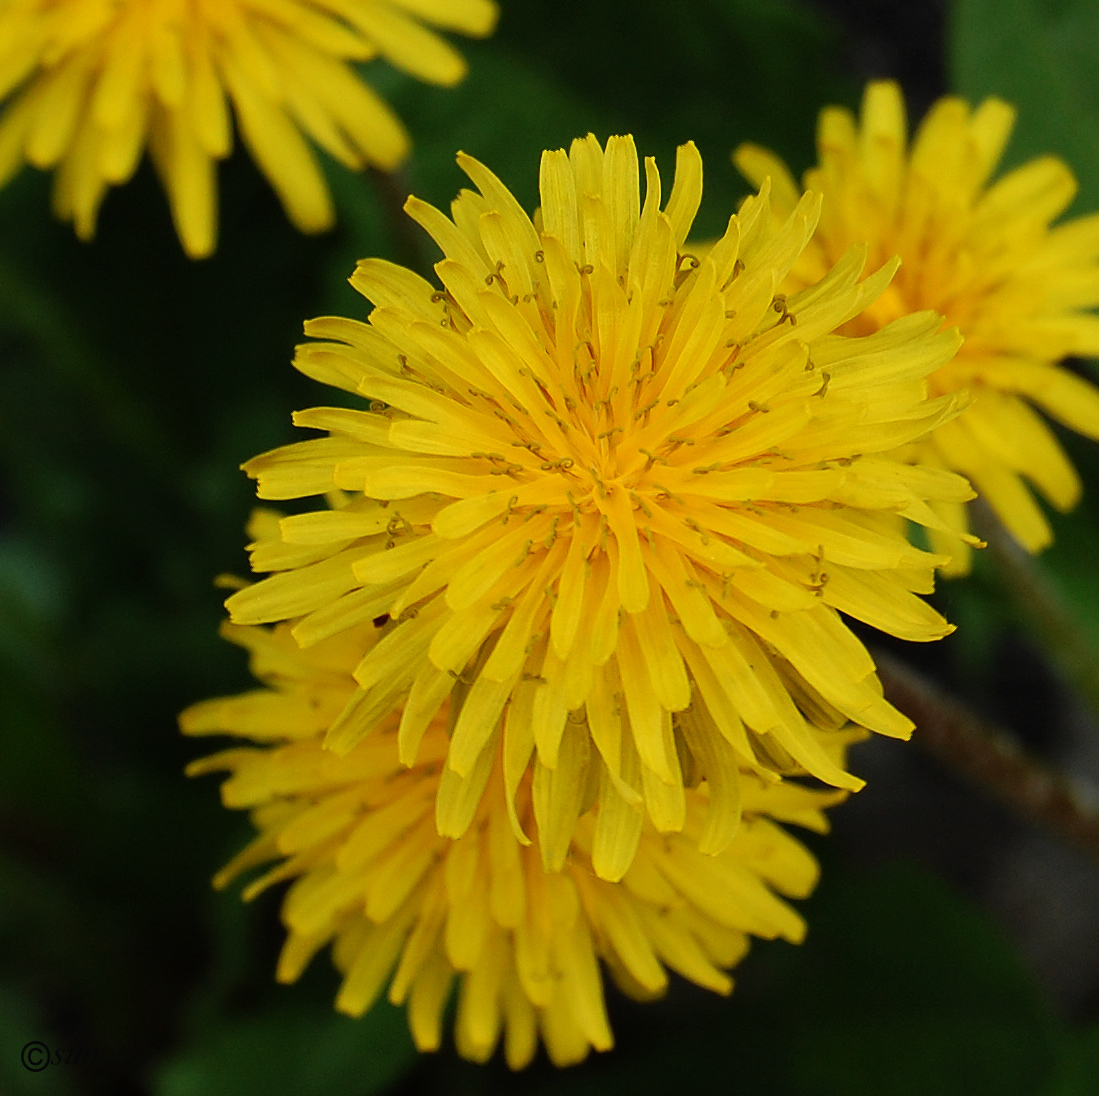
(0, 0, 497, 257)
(183, 616, 849, 1068)
(735, 80, 1099, 573)
(226, 135, 969, 875)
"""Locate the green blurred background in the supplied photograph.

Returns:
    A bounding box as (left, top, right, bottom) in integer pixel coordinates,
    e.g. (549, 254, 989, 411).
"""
(3, 0, 1099, 1092)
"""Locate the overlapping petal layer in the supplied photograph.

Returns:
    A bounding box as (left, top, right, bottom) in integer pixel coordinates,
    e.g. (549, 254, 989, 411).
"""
(735, 80, 1099, 572)
(0, 0, 497, 256)
(183, 619, 848, 1067)
(227, 135, 968, 874)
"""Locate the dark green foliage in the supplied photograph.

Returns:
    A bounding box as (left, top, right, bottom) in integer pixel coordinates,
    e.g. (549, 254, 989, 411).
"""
(1, 0, 1098, 1092)
(952, 0, 1099, 214)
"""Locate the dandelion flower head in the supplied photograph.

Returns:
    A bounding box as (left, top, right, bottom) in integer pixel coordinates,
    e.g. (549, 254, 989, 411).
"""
(227, 134, 969, 877)
(0, 0, 498, 257)
(183, 615, 848, 1067)
(735, 80, 1099, 572)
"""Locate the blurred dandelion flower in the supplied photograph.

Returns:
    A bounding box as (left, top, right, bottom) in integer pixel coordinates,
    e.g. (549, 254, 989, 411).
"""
(0, 0, 498, 257)
(183, 617, 848, 1067)
(735, 80, 1099, 573)
(227, 135, 969, 872)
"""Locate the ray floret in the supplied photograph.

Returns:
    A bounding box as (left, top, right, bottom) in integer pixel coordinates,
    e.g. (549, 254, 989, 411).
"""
(0, 0, 497, 256)
(229, 134, 968, 873)
(735, 80, 1099, 572)
(183, 619, 850, 1068)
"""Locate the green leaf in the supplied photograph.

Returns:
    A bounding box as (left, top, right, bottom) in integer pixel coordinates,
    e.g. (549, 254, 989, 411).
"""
(1032, 430, 1099, 661)
(951, 0, 1099, 213)
(154, 998, 417, 1096)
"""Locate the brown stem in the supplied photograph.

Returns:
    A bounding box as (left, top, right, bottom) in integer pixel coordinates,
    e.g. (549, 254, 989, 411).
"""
(874, 650, 1099, 864)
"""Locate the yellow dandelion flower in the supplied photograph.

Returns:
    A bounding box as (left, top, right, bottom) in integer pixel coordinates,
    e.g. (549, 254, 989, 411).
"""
(226, 135, 969, 874)
(182, 617, 850, 1068)
(0, 0, 498, 257)
(734, 80, 1099, 573)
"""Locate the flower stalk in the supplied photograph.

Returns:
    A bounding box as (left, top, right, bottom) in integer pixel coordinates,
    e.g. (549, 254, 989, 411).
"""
(875, 649, 1099, 864)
